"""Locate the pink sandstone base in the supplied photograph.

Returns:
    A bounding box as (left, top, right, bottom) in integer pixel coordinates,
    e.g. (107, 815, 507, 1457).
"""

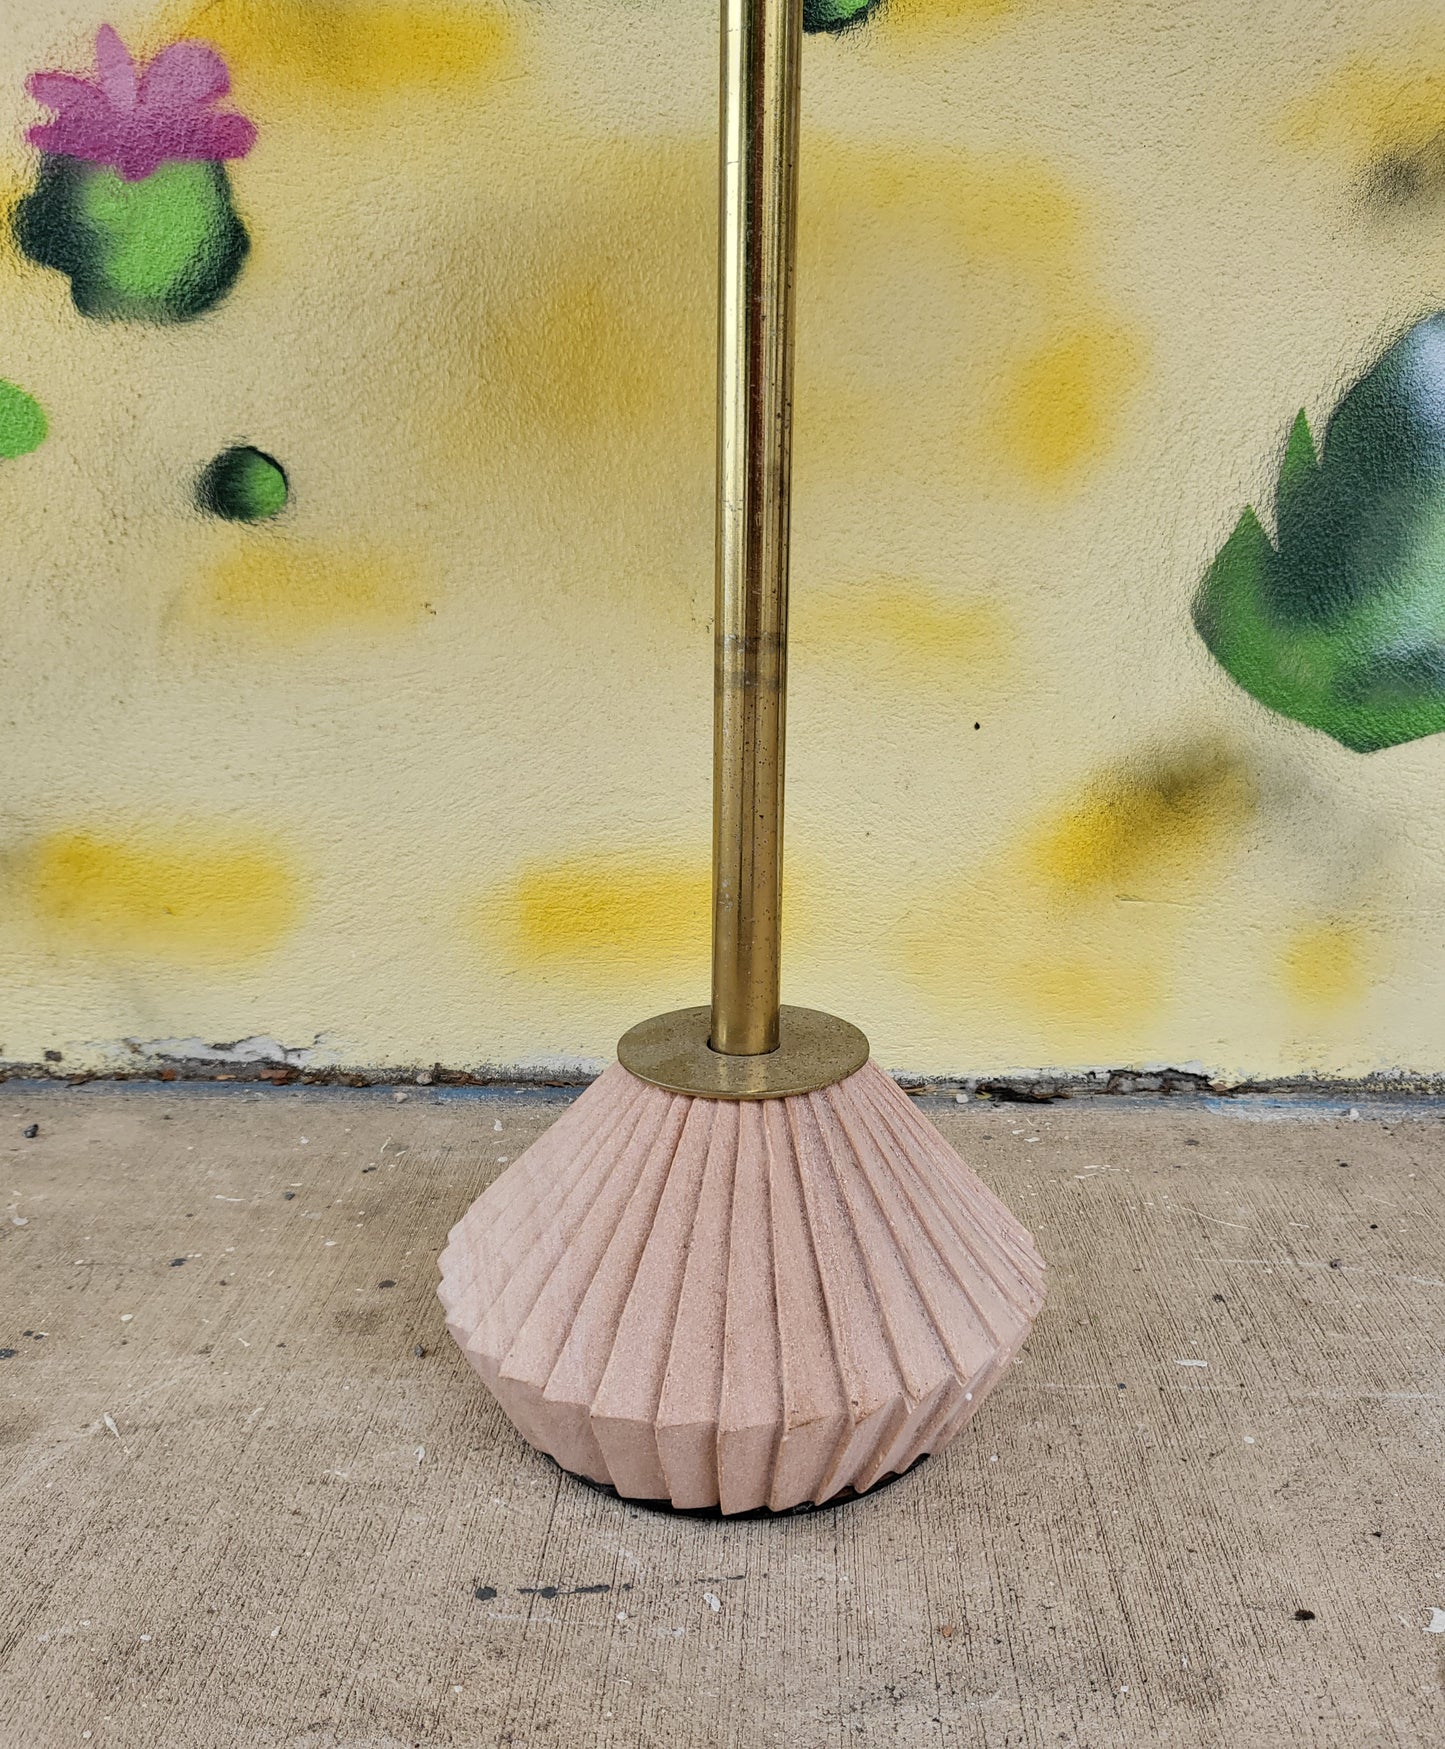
(438, 1060, 1046, 1514)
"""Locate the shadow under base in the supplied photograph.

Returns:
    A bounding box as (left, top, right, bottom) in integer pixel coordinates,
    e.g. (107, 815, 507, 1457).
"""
(554, 1451, 931, 1520)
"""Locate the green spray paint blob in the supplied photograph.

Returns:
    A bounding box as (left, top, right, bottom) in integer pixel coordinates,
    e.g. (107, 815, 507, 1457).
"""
(1194, 312, 1445, 753)
(197, 446, 289, 522)
(0, 380, 47, 459)
(14, 155, 248, 323)
(803, 0, 882, 31)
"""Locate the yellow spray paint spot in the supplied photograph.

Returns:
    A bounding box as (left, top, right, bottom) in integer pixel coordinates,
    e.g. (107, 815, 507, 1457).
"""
(798, 144, 1145, 489)
(29, 830, 300, 965)
(885, 0, 1034, 32)
(902, 743, 1254, 1046)
(1028, 744, 1254, 897)
(492, 247, 707, 450)
(801, 143, 1084, 299)
(499, 855, 711, 977)
(456, 133, 1142, 515)
(1011, 952, 1165, 1029)
(901, 864, 1166, 1039)
(795, 581, 1011, 689)
(449, 137, 716, 621)
(992, 322, 1147, 483)
(1283, 54, 1445, 169)
(185, 541, 425, 640)
(473, 139, 713, 464)
(165, 0, 515, 99)
(487, 851, 813, 985)
(1279, 922, 1371, 1009)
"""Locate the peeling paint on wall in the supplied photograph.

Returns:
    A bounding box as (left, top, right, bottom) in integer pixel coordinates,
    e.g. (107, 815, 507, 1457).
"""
(131, 1033, 318, 1067)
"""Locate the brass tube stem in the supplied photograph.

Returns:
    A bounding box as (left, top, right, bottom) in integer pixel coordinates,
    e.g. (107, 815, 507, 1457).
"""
(710, 0, 803, 1057)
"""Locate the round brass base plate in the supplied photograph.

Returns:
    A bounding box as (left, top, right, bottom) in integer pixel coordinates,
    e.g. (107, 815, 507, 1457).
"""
(617, 1004, 869, 1101)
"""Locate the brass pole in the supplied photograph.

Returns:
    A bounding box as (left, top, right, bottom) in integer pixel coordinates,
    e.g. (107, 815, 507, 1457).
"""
(616, 0, 866, 1097)
(710, 0, 803, 1057)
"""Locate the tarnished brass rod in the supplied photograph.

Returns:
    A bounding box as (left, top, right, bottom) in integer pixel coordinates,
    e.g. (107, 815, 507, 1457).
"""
(710, 0, 803, 1057)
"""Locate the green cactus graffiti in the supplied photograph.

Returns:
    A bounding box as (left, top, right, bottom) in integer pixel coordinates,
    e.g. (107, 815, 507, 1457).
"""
(197, 446, 289, 522)
(0, 379, 47, 459)
(16, 157, 250, 324)
(804, 0, 883, 33)
(14, 25, 255, 324)
(1194, 313, 1445, 753)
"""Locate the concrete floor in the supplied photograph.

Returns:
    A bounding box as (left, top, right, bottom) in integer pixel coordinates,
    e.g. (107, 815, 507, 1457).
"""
(0, 1081, 1441, 1748)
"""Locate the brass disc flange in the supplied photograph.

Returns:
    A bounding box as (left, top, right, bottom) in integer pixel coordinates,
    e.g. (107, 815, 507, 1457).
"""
(617, 1004, 869, 1101)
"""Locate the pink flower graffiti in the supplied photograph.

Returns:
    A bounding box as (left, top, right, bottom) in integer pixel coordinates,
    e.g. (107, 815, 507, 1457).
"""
(26, 24, 255, 183)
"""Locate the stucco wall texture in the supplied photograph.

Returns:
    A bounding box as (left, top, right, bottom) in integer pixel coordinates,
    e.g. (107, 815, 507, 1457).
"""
(3, 0, 1445, 1081)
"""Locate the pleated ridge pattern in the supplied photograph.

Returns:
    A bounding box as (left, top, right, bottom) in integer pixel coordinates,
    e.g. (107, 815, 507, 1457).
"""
(438, 1060, 1046, 1514)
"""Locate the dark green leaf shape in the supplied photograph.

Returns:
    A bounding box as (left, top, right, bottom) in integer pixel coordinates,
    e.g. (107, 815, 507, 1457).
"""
(1194, 312, 1445, 753)
(197, 446, 288, 522)
(803, 0, 883, 33)
(14, 155, 248, 323)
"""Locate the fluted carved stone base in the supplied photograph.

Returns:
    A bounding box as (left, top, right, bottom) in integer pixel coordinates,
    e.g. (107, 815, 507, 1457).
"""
(438, 1060, 1045, 1514)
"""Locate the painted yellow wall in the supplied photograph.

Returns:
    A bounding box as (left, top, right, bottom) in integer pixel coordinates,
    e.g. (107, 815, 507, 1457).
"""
(2, 0, 1444, 1079)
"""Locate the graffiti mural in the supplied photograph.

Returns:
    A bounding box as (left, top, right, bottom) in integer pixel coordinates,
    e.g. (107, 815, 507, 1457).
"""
(14, 25, 254, 322)
(3, 2, 1445, 1083)
(1194, 314, 1445, 753)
